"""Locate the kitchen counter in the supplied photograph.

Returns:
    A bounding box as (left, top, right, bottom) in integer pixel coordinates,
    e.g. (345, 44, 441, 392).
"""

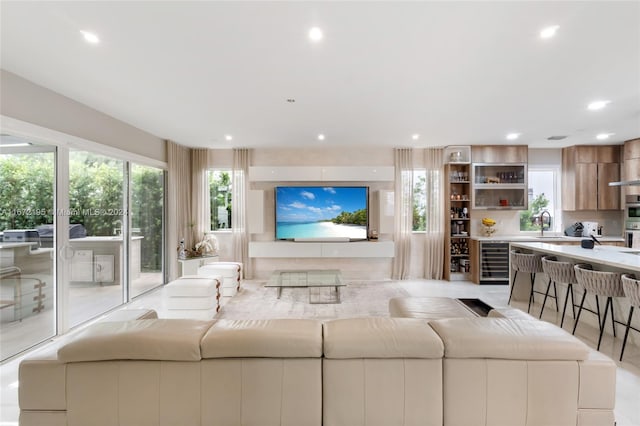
(471, 235, 624, 243)
(510, 242, 640, 272)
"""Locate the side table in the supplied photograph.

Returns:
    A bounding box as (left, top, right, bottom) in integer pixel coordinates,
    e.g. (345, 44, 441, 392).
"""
(178, 255, 219, 276)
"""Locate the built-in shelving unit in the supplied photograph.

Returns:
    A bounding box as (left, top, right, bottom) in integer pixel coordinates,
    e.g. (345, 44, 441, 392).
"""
(444, 162, 471, 281)
(471, 163, 528, 210)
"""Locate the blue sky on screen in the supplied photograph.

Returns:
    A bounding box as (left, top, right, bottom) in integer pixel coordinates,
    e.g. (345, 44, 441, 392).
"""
(276, 186, 367, 222)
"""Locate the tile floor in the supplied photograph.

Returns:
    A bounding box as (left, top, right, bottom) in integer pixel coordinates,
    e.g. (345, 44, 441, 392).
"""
(1, 279, 639, 425)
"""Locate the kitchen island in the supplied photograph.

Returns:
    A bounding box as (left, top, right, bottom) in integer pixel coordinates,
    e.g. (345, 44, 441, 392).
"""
(509, 241, 639, 343)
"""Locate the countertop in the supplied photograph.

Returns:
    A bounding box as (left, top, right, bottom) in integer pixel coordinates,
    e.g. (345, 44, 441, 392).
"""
(471, 235, 625, 243)
(510, 242, 640, 272)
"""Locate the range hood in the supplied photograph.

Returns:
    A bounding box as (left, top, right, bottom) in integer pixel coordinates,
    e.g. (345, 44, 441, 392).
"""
(608, 179, 640, 186)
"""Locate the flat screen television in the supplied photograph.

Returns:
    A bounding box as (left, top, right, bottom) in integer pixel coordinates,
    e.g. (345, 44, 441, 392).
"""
(275, 186, 369, 241)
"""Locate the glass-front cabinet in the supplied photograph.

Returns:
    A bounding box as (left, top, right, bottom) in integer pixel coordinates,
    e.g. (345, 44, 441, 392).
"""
(472, 163, 528, 210)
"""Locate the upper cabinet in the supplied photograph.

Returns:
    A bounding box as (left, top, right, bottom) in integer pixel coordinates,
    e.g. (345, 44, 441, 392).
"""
(472, 163, 527, 209)
(471, 145, 527, 164)
(562, 145, 621, 211)
(623, 138, 640, 196)
(470, 146, 528, 210)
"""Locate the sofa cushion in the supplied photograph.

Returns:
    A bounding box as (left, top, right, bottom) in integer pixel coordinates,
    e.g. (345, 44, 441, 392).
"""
(201, 319, 322, 358)
(324, 317, 444, 359)
(58, 319, 213, 362)
(429, 318, 589, 360)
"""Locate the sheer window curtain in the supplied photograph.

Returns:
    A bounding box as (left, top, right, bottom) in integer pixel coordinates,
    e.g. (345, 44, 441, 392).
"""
(232, 148, 250, 278)
(191, 148, 211, 245)
(167, 140, 192, 281)
(392, 148, 413, 280)
(423, 148, 445, 279)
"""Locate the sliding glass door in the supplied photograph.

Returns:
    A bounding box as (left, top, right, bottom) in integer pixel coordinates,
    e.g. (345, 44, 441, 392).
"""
(130, 164, 165, 298)
(67, 150, 126, 328)
(0, 129, 166, 361)
(0, 137, 56, 360)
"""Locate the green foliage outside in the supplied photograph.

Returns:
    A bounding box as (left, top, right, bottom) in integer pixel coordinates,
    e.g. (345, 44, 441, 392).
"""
(413, 172, 427, 231)
(131, 164, 164, 271)
(520, 193, 550, 231)
(209, 170, 232, 229)
(329, 208, 367, 226)
(0, 152, 164, 272)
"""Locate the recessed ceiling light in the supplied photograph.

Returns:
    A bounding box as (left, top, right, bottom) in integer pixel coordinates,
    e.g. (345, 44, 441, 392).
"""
(411, 134, 420, 140)
(224, 135, 233, 141)
(506, 133, 521, 141)
(309, 27, 323, 42)
(596, 133, 614, 140)
(539, 25, 559, 39)
(588, 100, 611, 111)
(80, 30, 100, 44)
(317, 134, 325, 141)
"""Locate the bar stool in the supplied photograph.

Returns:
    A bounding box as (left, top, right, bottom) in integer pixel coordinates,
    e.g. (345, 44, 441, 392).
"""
(540, 256, 577, 325)
(573, 264, 624, 350)
(508, 250, 544, 313)
(538, 256, 566, 319)
(620, 274, 640, 361)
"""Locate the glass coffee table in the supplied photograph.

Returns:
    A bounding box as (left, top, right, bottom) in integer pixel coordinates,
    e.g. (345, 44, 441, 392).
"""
(266, 270, 346, 304)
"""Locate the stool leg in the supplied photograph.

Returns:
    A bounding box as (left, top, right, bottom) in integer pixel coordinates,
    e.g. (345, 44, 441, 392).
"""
(610, 302, 616, 338)
(597, 297, 611, 350)
(572, 292, 587, 335)
(528, 273, 536, 313)
(553, 282, 559, 311)
(570, 285, 577, 318)
(539, 278, 552, 319)
(620, 306, 635, 361)
(508, 271, 518, 304)
(595, 295, 602, 332)
(560, 284, 571, 328)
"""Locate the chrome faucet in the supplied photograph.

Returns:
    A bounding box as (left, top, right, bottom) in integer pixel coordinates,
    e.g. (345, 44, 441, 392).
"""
(113, 219, 122, 236)
(540, 210, 551, 236)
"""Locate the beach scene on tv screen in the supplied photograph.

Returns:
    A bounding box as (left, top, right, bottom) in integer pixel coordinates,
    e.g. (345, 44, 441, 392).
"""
(276, 186, 367, 239)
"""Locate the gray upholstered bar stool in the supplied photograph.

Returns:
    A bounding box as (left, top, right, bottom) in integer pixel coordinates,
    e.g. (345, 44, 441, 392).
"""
(573, 264, 624, 350)
(620, 274, 640, 361)
(540, 256, 577, 326)
(508, 250, 544, 313)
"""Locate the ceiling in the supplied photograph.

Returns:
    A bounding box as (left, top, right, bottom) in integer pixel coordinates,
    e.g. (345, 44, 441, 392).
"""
(1, 1, 639, 150)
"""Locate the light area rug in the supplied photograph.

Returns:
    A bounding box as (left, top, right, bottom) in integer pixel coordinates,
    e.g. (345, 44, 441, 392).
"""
(216, 280, 409, 320)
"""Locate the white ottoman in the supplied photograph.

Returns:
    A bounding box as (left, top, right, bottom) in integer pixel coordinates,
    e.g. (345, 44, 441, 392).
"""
(165, 275, 221, 319)
(198, 262, 242, 297)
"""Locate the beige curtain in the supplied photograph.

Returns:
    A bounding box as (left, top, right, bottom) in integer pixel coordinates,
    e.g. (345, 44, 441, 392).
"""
(423, 148, 445, 279)
(232, 148, 250, 278)
(392, 148, 413, 280)
(167, 140, 192, 281)
(191, 149, 211, 243)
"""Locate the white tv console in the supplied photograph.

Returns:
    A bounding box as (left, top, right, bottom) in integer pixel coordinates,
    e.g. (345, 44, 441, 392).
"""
(248, 241, 395, 258)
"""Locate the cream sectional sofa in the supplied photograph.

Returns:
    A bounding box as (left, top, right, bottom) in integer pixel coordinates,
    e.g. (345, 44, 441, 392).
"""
(19, 314, 616, 426)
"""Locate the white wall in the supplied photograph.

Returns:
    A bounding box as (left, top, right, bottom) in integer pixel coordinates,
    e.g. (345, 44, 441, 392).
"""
(0, 70, 166, 162)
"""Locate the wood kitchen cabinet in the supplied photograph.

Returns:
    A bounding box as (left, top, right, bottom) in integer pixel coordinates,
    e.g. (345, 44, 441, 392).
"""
(562, 145, 621, 210)
(471, 145, 527, 163)
(623, 138, 640, 196)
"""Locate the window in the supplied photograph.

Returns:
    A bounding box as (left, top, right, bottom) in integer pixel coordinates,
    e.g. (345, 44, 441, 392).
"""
(413, 170, 426, 231)
(209, 170, 232, 230)
(520, 169, 559, 232)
